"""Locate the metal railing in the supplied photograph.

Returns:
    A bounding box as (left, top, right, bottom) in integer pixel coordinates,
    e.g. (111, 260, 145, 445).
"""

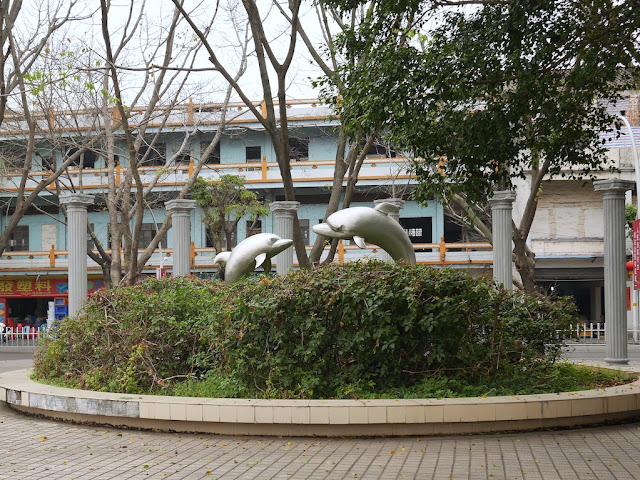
(560, 323, 640, 345)
(0, 238, 494, 272)
(0, 327, 45, 348)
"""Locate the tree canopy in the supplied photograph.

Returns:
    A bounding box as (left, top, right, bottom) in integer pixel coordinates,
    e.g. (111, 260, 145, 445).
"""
(323, 0, 640, 205)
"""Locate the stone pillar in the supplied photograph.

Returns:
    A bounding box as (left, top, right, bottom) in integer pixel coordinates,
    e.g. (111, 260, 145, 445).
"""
(594, 179, 635, 364)
(489, 190, 516, 289)
(165, 199, 197, 277)
(270, 201, 299, 275)
(374, 198, 405, 262)
(60, 193, 94, 317)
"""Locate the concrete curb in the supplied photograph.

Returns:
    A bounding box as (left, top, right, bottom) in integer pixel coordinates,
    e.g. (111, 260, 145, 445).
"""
(2, 368, 640, 437)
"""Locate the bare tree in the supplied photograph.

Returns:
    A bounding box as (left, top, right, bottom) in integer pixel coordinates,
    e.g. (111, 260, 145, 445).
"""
(0, 0, 85, 256)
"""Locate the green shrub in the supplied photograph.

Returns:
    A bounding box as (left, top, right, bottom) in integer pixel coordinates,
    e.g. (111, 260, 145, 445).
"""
(33, 261, 578, 398)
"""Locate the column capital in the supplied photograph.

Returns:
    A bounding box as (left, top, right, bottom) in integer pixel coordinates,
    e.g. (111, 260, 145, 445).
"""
(59, 193, 94, 207)
(488, 190, 516, 206)
(594, 179, 636, 193)
(165, 199, 197, 212)
(374, 198, 405, 210)
(270, 201, 300, 213)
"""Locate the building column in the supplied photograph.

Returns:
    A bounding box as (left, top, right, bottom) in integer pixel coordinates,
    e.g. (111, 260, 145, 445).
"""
(59, 193, 94, 317)
(594, 179, 635, 364)
(165, 199, 197, 277)
(489, 190, 516, 289)
(270, 201, 299, 275)
(374, 198, 405, 262)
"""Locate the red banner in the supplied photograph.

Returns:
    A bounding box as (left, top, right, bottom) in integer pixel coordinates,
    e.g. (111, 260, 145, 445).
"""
(0, 279, 104, 297)
(634, 219, 640, 290)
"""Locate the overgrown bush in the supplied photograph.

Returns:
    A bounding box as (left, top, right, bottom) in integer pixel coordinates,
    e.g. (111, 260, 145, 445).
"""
(34, 261, 578, 398)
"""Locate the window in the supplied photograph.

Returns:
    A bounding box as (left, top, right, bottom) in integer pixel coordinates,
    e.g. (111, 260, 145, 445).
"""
(289, 137, 309, 161)
(246, 219, 262, 238)
(246, 146, 261, 162)
(206, 222, 237, 249)
(138, 143, 166, 166)
(138, 223, 167, 249)
(174, 149, 192, 165)
(67, 148, 97, 168)
(200, 141, 221, 164)
(366, 139, 397, 158)
(299, 219, 310, 245)
(9, 226, 29, 251)
(399, 217, 432, 243)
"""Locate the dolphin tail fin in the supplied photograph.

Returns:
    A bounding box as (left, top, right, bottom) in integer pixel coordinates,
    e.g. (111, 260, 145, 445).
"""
(374, 202, 400, 215)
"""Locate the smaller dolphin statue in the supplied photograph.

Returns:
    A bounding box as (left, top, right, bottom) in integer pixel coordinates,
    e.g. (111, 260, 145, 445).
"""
(312, 203, 416, 264)
(213, 233, 294, 284)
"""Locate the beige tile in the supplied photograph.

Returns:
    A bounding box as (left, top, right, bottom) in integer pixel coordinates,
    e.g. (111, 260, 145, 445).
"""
(219, 405, 237, 422)
(291, 406, 310, 424)
(273, 407, 292, 424)
(349, 406, 368, 424)
(202, 404, 220, 422)
(540, 400, 571, 419)
(139, 402, 154, 419)
(309, 406, 329, 424)
(572, 398, 605, 417)
(606, 394, 638, 413)
(368, 406, 386, 424)
(329, 406, 349, 424)
(425, 405, 444, 423)
(493, 402, 527, 421)
(387, 407, 406, 423)
(443, 404, 468, 422)
(255, 406, 273, 423)
(0, 387, 5, 403)
(155, 403, 171, 420)
(526, 402, 543, 420)
(405, 405, 426, 424)
(170, 403, 187, 421)
(236, 406, 254, 423)
(22, 392, 28, 406)
(186, 404, 203, 422)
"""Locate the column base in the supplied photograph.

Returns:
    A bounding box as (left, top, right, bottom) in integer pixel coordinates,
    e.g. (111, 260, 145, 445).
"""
(604, 358, 630, 365)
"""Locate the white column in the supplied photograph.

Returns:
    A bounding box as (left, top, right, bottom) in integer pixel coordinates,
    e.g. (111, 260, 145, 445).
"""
(594, 179, 635, 364)
(489, 190, 516, 289)
(165, 199, 197, 277)
(374, 198, 406, 262)
(60, 193, 94, 317)
(270, 201, 299, 275)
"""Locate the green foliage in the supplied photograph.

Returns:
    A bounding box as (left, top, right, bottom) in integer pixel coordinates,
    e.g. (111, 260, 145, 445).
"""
(33, 276, 223, 393)
(322, 0, 639, 205)
(191, 175, 269, 252)
(34, 262, 579, 399)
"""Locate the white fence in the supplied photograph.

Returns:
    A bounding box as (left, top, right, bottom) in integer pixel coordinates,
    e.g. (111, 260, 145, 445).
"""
(561, 323, 640, 345)
(0, 327, 45, 348)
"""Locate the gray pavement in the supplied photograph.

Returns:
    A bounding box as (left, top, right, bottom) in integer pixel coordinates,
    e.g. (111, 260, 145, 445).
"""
(2, 350, 640, 479)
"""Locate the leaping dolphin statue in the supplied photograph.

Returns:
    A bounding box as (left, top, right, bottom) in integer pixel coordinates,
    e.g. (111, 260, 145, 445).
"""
(213, 232, 294, 284)
(312, 203, 416, 264)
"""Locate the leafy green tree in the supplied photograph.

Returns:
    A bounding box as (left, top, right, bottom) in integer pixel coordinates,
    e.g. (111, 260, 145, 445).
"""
(320, 0, 640, 292)
(191, 175, 269, 253)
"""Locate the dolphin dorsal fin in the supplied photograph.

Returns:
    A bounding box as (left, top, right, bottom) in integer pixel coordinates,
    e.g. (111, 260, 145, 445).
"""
(374, 202, 400, 215)
(255, 253, 267, 268)
(353, 236, 367, 249)
(214, 251, 231, 265)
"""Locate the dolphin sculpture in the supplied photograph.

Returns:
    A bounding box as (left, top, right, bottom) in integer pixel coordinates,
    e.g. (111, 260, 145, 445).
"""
(213, 232, 294, 284)
(312, 203, 416, 264)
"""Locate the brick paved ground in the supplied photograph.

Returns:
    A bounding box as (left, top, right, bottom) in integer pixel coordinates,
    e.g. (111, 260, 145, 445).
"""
(1, 403, 640, 480)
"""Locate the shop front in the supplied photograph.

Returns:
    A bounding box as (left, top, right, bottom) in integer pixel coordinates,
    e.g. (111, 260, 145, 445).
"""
(0, 277, 104, 331)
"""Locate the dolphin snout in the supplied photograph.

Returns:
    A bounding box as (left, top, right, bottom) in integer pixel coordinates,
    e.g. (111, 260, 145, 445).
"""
(312, 222, 335, 237)
(273, 238, 293, 250)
